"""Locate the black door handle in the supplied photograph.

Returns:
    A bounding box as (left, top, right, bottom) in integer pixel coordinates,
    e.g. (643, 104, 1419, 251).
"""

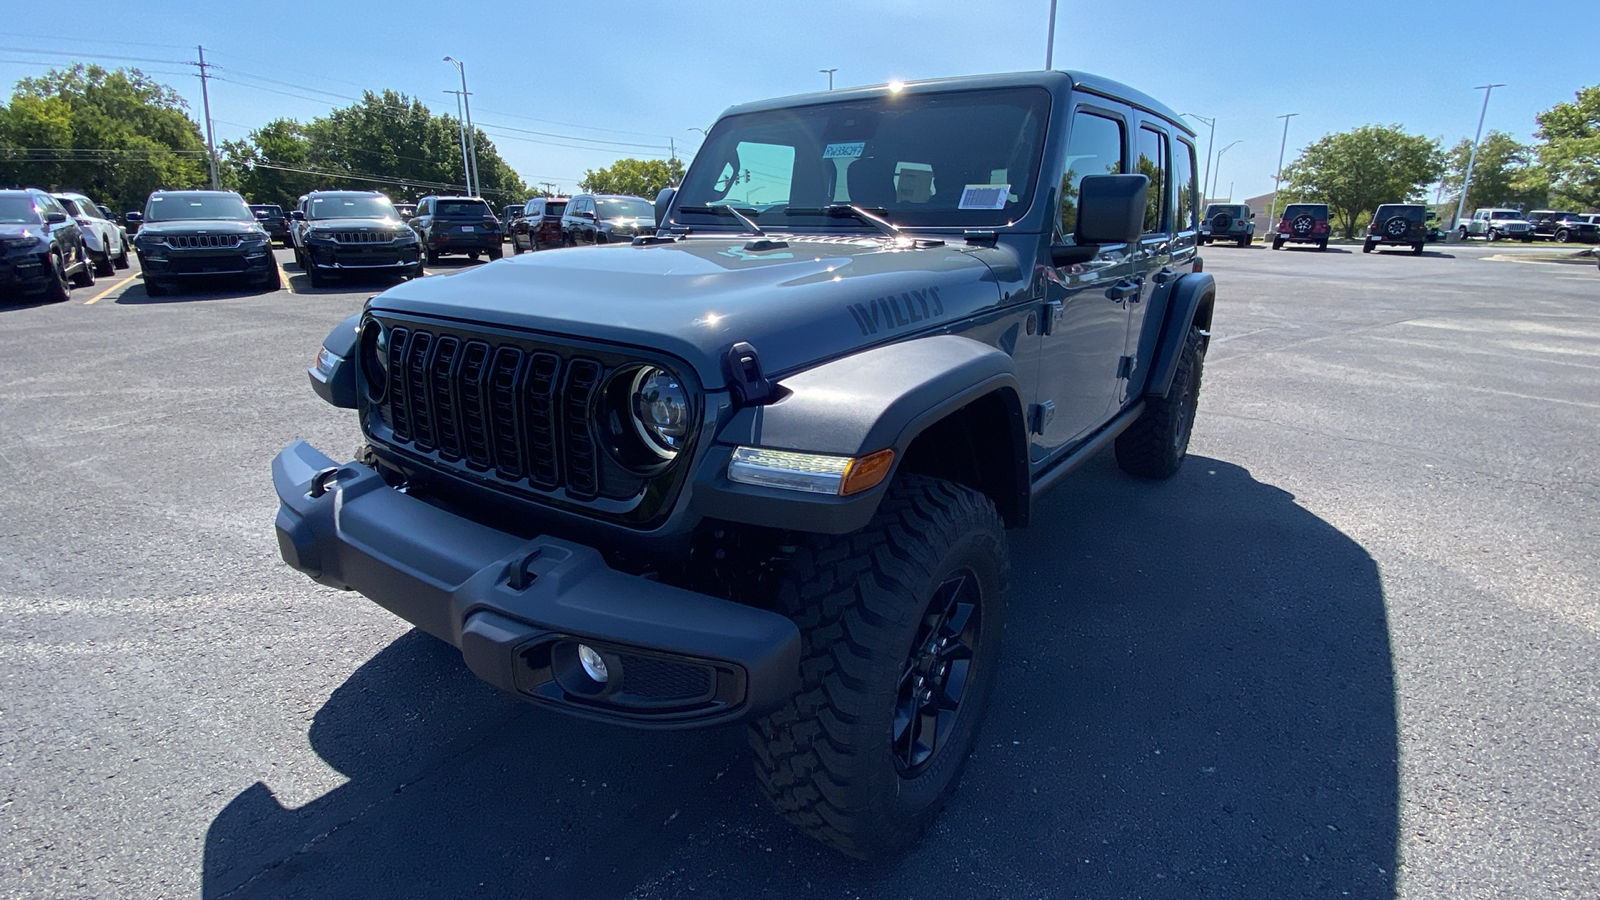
(1152, 267, 1176, 286)
(1107, 280, 1139, 302)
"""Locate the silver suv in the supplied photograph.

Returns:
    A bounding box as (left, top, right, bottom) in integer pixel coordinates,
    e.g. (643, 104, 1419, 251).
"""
(1200, 203, 1254, 247)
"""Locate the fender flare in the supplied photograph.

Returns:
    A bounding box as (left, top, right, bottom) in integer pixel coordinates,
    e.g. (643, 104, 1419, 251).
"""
(309, 313, 362, 409)
(1143, 272, 1214, 399)
(700, 334, 1027, 534)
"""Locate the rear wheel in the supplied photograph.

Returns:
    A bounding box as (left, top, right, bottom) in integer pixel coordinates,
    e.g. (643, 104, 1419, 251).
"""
(1115, 326, 1205, 479)
(750, 475, 1007, 860)
(426, 248, 440, 265)
(1272, 236, 1283, 250)
(1554, 229, 1571, 243)
(487, 245, 502, 260)
(45, 252, 71, 302)
(70, 244, 95, 287)
(1318, 240, 1329, 251)
(92, 246, 115, 277)
(1237, 234, 1250, 248)
(1363, 240, 1375, 253)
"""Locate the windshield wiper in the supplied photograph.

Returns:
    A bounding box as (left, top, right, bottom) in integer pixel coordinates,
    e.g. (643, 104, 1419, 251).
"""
(677, 204, 765, 236)
(783, 204, 902, 239)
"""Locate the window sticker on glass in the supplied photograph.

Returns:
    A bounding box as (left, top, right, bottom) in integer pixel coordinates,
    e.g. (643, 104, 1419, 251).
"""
(823, 142, 866, 159)
(958, 184, 1010, 210)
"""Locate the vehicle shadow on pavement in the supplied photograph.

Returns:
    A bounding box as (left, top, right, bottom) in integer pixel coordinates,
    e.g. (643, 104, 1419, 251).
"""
(201, 454, 1398, 899)
(114, 280, 280, 305)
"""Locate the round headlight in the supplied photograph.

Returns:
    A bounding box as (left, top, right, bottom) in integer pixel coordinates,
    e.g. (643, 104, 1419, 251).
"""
(359, 319, 388, 400)
(630, 366, 690, 457)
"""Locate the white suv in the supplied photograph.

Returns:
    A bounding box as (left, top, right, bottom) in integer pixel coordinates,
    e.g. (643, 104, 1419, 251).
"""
(52, 192, 131, 275)
(1458, 207, 1534, 242)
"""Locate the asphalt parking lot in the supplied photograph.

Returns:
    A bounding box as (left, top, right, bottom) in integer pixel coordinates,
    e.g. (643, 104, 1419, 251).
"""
(2, 240, 1597, 898)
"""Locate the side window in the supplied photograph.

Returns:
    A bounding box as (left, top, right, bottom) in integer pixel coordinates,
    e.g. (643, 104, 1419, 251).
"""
(1173, 138, 1197, 233)
(1137, 126, 1168, 234)
(1058, 110, 1126, 240)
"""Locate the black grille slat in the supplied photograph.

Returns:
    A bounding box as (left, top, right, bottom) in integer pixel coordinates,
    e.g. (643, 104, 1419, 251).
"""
(487, 347, 525, 479)
(405, 331, 436, 449)
(165, 234, 243, 249)
(524, 353, 562, 490)
(458, 341, 493, 469)
(562, 359, 603, 500)
(388, 327, 412, 441)
(429, 336, 463, 459)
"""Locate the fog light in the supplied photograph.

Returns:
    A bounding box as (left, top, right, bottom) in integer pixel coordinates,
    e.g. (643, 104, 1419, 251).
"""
(578, 644, 609, 683)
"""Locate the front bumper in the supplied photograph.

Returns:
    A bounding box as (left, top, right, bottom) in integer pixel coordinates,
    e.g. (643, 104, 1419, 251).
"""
(272, 440, 801, 728)
(137, 245, 276, 278)
(305, 241, 421, 272)
(0, 252, 52, 290)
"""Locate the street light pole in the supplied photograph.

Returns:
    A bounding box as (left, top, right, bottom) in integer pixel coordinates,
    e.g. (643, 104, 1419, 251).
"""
(819, 68, 837, 90)
(445, 57, 480, 197)
(1214, 140, 1242, 201)
(1045, 0, 1059, 69)
(1268, 113, 1299, 227)
(444, 90, 471, 195)
(1456, 83, 1506, 228)
(1183, 113, 1215, 203)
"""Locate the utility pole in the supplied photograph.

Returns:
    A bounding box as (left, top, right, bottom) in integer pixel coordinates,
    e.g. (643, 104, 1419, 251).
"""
(669, 137, 676, 162)
(1183, 114, 1215, 203)
(1268, 113, 1298, 227)
(445, 58, 480, 196)
(195, 46, 219, 190)
(819, 68, 837, 90)
(539, 182, 556, 197)
(1456, 83, 1506, 228)
(1045, 0, 1059, 69)
(444, 90, 472, 195)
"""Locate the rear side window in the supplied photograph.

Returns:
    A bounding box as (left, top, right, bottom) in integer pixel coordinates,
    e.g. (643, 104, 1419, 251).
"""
(1173, 138, 1197, 232)
(1136, 126, 1168, 234)
(543, 201, 567, 217)
(1058, 110, 1125, 239)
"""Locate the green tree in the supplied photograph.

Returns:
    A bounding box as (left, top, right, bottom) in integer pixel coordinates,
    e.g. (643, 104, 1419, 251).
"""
(0, 64, 209, 214)
(579, 157, 685, 198)
(1531, 85, 1600, 210)
(1279, 125, 1444, 237)
(1440, 131, 1547, 214)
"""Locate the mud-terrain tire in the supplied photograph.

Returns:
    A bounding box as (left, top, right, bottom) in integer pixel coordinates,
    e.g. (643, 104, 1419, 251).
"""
(1272, 236, 1283, 250)
(1236, 233, 1250, 248)
(1115, 326, 1205, 479)
(749, 475, 1008, 859)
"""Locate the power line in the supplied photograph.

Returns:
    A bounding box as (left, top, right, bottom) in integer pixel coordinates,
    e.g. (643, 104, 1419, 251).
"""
(2, 33, 192, 51)
(0, 46, 192, 66)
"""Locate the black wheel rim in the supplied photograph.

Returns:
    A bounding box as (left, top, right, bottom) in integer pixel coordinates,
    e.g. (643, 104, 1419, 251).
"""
(893, 570, 981, 777)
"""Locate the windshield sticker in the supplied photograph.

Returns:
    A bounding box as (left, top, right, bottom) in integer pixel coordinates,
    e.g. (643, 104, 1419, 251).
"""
(958, 185, 1010, 210)
(823, 142, 866, 160)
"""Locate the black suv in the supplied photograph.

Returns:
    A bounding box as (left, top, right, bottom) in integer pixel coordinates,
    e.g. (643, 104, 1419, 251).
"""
(1272, 202, 1331, 250)
(291, 191, 423, 287)
(510, 196, 568, 253)
(409, 196, 503, 263)
(1363, 204, 1430, 255)
(133, 190, 280, 295)
(560, 194, 656, 245)
(500, 203, 524, 241)
(0, 188, 94, 302)
(249, 204, 292, 245)
(1525, 210, 1599, 244)
(275, 70, 1213, 859)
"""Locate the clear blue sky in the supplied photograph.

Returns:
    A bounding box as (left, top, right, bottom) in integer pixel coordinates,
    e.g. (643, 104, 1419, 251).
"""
(5, 1, 1594, 200)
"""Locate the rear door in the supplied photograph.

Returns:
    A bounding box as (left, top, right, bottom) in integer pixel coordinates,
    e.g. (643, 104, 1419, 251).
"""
(1127, 131, 1192, 402)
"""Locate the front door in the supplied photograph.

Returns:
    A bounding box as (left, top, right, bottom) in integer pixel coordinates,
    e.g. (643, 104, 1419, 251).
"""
(1030, 106, 1134, 463)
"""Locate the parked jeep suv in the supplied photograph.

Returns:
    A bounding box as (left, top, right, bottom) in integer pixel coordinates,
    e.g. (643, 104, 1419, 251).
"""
(409, 195, 503, 263)
(1200, 203, 1253, 246)
(291, 191, 423, 287)
(0, 188, 94, 302)
(1272, 202, 1330, 250)
(275, 70, 1214, 859)
(1459, 208, 1534, 242)
(511, 196, 568, 252)
(1363, 203, 1430, 255)
(560, 194, 656, 245)
(1525, 210, 1599, 244)
(132, 190, 279, 295)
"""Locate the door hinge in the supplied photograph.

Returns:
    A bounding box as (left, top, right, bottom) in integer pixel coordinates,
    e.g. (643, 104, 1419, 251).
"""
(1029, 400, 1055, 435)
(1117, 355, 1135, 379)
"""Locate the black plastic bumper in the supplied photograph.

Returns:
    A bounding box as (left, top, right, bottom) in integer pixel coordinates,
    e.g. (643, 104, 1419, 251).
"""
(272, 441, 801, 728)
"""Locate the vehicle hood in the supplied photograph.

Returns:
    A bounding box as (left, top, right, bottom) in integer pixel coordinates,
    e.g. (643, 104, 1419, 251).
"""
(0, 223, 46, 241)
(369, 236, 1010, 389)
(306, 217, 408, 232)
(135, 219, 265, 237)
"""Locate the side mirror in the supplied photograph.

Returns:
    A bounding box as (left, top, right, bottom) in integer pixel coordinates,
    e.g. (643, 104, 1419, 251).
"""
(291, 210, 306, 221)
(654, 187, 677, 227)
(1074, 174, 1149, 245)
(46, 210, 69, 224)
(1249, 211, 1257, 219)
(124, 211, 143, 224)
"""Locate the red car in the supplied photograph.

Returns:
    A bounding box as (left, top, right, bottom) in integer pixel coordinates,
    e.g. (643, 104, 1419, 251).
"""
(1272, 202, 1331, 251)
(510, 196, 569, 252)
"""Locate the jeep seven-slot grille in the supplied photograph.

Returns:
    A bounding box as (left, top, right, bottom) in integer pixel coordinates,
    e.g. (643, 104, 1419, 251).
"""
(164, 234, 243, 249)
(329, 230, 404, 244)
(381, 325, 603, 500)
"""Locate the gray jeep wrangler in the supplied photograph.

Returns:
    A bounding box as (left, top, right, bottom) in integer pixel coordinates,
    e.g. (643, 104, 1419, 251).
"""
(1200, 202, 1254, 246)
(274, 70, 1215, 858)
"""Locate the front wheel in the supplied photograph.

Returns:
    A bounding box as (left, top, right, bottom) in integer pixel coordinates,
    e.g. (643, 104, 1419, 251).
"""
(1363, 240, 1375, 253)
(1555, 230, 1571, 244)
(1488, 229, 1502, 242)
(45, 252, 72, 302)
(750, 475, 1007, 859)
(1115, 326, 1205, 479)
(1458, 226, 1470, 241)
(1520, 235, 1533, 243)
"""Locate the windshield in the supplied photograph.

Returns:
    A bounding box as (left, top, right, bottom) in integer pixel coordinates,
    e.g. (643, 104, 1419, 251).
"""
(1206, 205, 1246, 217)
(1283, 204, 1326, 218)
(250, 205, 283, 217)
(146, 193, 254, 222)
(597, 197, 654, 219)
(0, 195, 42, 224)
(436, 199, 493, 217)
(1489, 210, 1522, 220)
(309, 195, 397, 220)
(674, 86, 1050, 230)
